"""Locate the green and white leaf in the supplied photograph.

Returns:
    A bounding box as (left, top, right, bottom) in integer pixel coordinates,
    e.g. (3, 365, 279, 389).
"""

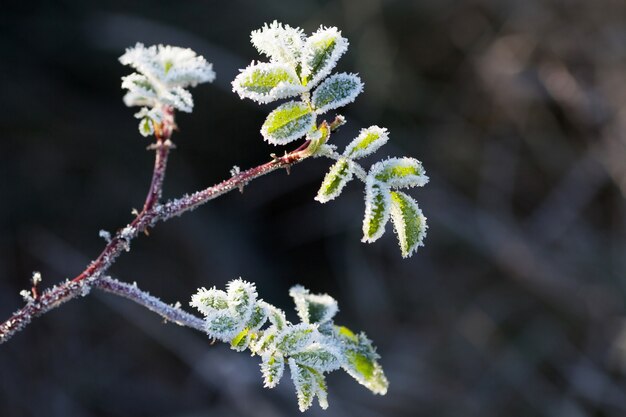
(311, 72, 363, 114)
(190, 286, 229, 316)
(260, 352, 285, 388)
(290, 342, 341, 372)
(261, 101, 316, 145)
(232, 62, 305, 104)
(390, 191, 427, 258)
(289, 285, 339, 325)
(344, 126, 390, 159)
(266, 304, 288, 330)
(276, 323, 317, 355)
(160, 86, 194, 112)
(121, 73, 159, 108)
(315, 158, 354, 203)
(289, 359, 329, 411)
(250, 327, 278, 355)
(362, 179, 391, 243)
(230, 327, 252, 352)
(371, 157, 429, 189)
(246, 302, 269, 331)
(300, 26, 349, 89)
(119, 43, 215, 90)
(204, 310, 243, 342)
(251, 21, 305, 67)
(226, 279, 258, 322)
(336, 328, 388, 395)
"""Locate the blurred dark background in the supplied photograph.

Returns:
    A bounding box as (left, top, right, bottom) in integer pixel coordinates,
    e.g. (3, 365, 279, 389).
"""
(2, 1, 626, 416)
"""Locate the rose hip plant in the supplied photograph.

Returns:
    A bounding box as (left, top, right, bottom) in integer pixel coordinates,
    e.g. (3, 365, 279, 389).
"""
(0, 21, 428, 412)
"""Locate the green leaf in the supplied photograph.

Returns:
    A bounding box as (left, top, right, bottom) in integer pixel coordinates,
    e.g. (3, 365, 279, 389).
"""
(344, 126, 389, 159)
(226, 279, 257, 322)
(232, 62, 305, 104)
(335, 328, 388, 395)
(230, 327, 251, 352)
(250, 327, 277, 355)
(288, 359, 329, 411)
(301, 26, 348, 88)
(289, 285, 339, 325)
(291, 343, 341, 372)
(246, 303, 269, 331)
(362, 179, 391, 243)
(276, 323, 316, 355)
(190, 287, 229, 316)
(138, 117, 154, 137)
(261, 352, 285, 388)
(371, 157, 428, 189)
(314, 158, 354, 203)
(261, 101, 316, 145)
(205, 311, 242, 342)
(311, 72, 363, 114)
(389, 191, 427, 258)
(266, 304, 288, 330)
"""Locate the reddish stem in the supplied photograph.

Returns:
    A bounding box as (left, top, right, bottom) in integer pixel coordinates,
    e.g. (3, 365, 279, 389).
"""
(0, 128, 313, 344)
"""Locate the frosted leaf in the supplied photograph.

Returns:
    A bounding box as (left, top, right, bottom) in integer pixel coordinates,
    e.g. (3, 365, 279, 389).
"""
(315, 158, 354, 203)
(204, 310, 242, 342)
(230, 327, 252, 352)
(276, 323, 317, 355)
(311, 73, 363, 114)
(362, 179, 391, 243)
(290, 342, 342, 372)
(289, 359, 329, 412)
(266, 304, 288, 330)
(301, 26, 349, 89)
(251, 21, 305, 67)
(344, 126, 389, 159)
(261, 352, 285, 388)
(390, 191, 428, 258)
(335, 327, 388, 395)
(121, 73, 158, 108)
(289, 285, 339, 325)
(160, 86, 194, 113)
(138, 117, 154, 137)
(261, 101, 315, 145)
(247, 302, 269, 331)
(119, 43, 215, 89)
(134, 107, 164, 137)
(370, 157, 429, 189)
(226, 279, 258, 322)
(251, 326, 278, 355)
(190, 287, 229, 316)
(232, 62, 305, 104)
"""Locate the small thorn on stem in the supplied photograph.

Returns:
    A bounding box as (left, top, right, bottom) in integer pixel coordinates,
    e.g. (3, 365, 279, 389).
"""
(285, 165, 291, 175)
(143, 228, 150, 237)
(31, 272, 42, 301)
(131, 208, 140, 217)
(238, 183, 245, 193)
(270, 153, 279, 163)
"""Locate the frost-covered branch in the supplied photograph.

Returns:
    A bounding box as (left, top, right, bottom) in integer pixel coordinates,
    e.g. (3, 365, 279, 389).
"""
(1, 21, 429, 413)
(94, 276, 205, 331)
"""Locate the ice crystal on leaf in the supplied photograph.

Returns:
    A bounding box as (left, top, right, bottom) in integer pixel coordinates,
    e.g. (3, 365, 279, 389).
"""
(232, 22, 362, 145)
(190, 280, 389, 412)
(119, 43, 215, 136)
(251, 21, 305, 67)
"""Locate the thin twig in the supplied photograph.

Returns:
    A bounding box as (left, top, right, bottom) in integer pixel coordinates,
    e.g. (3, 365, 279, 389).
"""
(0, 132, 313, 344)
(93, 276, 205, 332)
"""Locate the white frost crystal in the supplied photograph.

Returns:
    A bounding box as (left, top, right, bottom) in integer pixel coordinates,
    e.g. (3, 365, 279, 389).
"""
(190, 280, 389, 412)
